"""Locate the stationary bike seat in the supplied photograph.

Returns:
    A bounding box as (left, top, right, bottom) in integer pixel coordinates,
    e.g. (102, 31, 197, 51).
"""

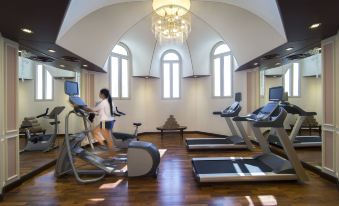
(112, 132, 136, 141)
(133, 123, 142, 127)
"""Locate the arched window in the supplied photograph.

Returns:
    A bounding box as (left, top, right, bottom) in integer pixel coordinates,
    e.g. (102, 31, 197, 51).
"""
(110, 43, 130, 99)
(162, 50, 181, 99)
(211, 42, 235, 97)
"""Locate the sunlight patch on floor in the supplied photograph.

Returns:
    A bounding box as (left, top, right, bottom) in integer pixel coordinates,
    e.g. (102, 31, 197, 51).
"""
(99, 179, 123, 189)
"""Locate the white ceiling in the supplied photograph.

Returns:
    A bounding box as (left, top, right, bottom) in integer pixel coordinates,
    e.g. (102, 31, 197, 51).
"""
(56, 0, 287, 73)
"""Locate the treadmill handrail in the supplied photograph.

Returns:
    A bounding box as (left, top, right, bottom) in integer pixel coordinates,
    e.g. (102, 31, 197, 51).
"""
(279, 103, 317, 116)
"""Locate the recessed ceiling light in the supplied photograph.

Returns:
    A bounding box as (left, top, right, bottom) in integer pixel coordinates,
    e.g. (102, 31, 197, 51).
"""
(253, 62, 258, 66)
(309, 23, 321, 29)
(145, 76, 149, 79)
(21, 28, 33, 34)
(18, 50, 22, 53)
(60, 64, 65, 68)
(48, 49, 56, 53)
(286, 47, 294, 51)
(82, 64, 88, 67)
(275, 62, 281, 66)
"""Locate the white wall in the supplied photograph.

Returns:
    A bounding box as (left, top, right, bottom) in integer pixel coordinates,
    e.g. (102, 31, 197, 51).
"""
(18, 79, 83, 135)
(94, 69, 248, 135)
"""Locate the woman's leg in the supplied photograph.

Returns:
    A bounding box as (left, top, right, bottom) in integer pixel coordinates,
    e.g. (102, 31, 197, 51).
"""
(92, 126, 105, 146)
(101, 128, 114, 150)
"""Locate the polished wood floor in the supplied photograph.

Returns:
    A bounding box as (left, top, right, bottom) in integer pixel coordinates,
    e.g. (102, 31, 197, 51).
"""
(2, 133, 337, 206)
(19, 136, 62, 176)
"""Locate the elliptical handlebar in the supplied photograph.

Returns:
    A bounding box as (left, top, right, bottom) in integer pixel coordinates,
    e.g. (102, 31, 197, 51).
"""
(114, 106, 126, 117)
(36, 108, 49, 118)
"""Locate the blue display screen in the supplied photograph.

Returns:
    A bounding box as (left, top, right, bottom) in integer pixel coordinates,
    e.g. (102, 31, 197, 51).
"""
(269, 86, 283, 101)
(65, 81, 79, 96)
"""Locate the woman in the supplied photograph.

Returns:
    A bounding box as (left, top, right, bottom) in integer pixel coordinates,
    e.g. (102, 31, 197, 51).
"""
(86, 88, 115, 150)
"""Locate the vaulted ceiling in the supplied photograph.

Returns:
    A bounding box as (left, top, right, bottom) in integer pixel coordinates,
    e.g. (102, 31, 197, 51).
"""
(0, 0, 338, 73)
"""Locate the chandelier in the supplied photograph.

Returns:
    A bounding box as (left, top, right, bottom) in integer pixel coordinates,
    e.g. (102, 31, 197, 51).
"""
(152, 0, 192, 43)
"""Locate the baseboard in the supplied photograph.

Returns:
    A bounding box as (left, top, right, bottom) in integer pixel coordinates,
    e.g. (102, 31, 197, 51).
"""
(3, 159, 56, 193)
(138, 131, 227, 138)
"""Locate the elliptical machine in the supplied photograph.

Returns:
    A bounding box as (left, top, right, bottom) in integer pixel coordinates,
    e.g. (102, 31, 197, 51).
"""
(111, 107, 141, 149)
(22, 106, 65, 152)
(55, 81, 160, 183)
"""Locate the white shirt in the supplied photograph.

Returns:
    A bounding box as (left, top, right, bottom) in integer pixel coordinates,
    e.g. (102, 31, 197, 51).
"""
(93, 99, 115, 122)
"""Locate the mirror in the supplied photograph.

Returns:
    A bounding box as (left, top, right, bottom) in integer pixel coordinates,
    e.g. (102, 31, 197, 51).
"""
(18, 56, 80, 176)
(259, 53, 322, 169)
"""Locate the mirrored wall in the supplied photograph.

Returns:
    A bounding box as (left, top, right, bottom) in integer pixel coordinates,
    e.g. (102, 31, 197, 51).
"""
(259, 53, 322, 169)
(18, 56, 80, 176)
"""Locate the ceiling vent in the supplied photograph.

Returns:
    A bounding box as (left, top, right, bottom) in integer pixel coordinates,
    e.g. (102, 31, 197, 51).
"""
(286, 53, 310, 60)
(62, 56, 80, 63)
(260, 54, 279, 61)
(28, 56, 55, 62)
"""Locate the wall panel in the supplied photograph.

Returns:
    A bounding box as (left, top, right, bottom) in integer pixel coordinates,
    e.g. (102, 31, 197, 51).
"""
(321, 38, 336, 176)
(0, 34, 5, 196)
(5, 45, 17, 131)
(2, 39, 19, 184)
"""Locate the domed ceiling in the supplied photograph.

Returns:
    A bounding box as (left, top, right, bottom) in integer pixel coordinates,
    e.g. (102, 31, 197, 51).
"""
(56, 0, 287, 75)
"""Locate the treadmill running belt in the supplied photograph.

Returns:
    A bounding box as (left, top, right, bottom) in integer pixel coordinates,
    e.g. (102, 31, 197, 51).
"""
(294, 136, 321, 143)
(186, 138, 234, 145)
(268, 135, 321, 146)
(193, 159, 273, 174)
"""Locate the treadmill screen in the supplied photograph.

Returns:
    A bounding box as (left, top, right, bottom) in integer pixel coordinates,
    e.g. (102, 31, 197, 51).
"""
(65, 81, 79, 96)
(261, 102, 278, 114)
(269, 86, 283, 101)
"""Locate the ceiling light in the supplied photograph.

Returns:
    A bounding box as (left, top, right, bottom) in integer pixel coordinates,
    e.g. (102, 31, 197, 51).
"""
(152, 0, 191, 43)
(21, 28, 33, 34)
(18, 50, 22, 53)
(275, 62, 281, 66)
(285, 47, 293, 51)
(48, 49, 56, 53)
(153, 0, 190, 17)
(60, 64, 65, 68)
(253, 62, 258, 66)
(83, 64, 88, 67)
(309, 23, 321, 29)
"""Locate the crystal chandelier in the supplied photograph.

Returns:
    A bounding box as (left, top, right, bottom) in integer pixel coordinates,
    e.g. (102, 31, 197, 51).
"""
(152, 0, 191, 43)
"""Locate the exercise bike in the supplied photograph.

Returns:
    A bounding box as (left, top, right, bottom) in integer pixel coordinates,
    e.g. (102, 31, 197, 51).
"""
(22, 106, 65, 152)
(111, 107, 141, 149)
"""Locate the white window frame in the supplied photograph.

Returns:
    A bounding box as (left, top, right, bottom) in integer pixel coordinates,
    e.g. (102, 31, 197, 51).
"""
(260, 70, 265, 97)
(161, 50, 182, 99)
(211, 42, 234, 98)
(283, 62, 301, 97)
(109, 43, 131, 100)
(35, 64, 54, 101)
(75, 72, 81, 97)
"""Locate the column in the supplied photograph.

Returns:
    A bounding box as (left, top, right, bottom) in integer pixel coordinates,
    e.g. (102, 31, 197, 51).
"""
(0, 34, 20, 196)
(246, 68, 260, 139)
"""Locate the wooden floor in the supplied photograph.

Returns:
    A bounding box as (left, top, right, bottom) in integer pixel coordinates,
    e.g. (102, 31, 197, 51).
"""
(2, 133, 338, 206)
(19, 136, 62, 176)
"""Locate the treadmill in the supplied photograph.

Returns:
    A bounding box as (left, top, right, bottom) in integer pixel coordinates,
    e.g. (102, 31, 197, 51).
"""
(192, 87, 308, 183)
(185, 93, 254, 150)
(268, 98, 321, 148)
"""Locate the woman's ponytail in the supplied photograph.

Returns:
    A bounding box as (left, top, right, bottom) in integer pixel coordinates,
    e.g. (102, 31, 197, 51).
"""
(100, 88, 114, 116)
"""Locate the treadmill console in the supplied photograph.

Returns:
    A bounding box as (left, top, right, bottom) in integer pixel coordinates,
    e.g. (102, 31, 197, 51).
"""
(255, 102, 278, 121)
(222, 102, 239, 114)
